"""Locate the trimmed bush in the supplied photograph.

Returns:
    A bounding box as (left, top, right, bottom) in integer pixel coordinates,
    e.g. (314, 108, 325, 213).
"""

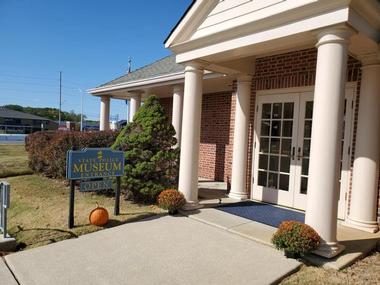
(112, 95, 180, 203)
(157, 189, 186, 214)
(26, 131, 119, 178)
(271, 221, 321, 258)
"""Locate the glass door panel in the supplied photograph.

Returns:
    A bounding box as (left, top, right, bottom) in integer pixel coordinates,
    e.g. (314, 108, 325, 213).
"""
(253, 94, 299, 207)
(293, 93, 313, 210)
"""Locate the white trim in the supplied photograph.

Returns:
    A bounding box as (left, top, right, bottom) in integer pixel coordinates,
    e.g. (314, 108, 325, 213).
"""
(89, 71, 223, 95)
(175, 8, 349, 63)
(348, 9, 380, 43)
(254, 82, 357, 96)
(165, 0, 218, 48)
(340, 84, 357, 220)
(89, 72, 185, 94)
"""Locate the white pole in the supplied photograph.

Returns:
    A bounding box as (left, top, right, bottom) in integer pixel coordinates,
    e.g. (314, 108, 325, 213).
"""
(305, 28, 350, 258)
(178, 62, 204, 210)
(229, 75, 252, 200)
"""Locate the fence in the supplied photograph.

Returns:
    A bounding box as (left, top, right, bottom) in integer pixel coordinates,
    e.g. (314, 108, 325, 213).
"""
(0, 181, 10, 238)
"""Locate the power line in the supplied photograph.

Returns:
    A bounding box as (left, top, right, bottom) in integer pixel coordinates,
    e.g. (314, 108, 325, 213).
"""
(0, 80, 84, 90)
(0, 88, 83, 97)
(0, 73, 58, 81)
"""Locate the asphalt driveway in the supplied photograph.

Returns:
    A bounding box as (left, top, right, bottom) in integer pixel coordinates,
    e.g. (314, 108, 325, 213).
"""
(3, 215, 300, 285)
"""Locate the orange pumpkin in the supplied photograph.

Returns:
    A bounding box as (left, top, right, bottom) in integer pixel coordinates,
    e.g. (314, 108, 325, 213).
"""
(89, 203, 109, 226)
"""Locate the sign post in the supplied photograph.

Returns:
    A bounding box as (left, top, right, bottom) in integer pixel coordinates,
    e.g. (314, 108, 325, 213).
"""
(69, 180, 75, 229)
(66, 148, 124, 228)
(115, 177, 121, 216)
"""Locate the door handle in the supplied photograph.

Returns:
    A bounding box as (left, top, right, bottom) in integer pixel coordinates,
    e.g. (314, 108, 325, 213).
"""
(291, 147, 295, 160)
(297, 147, 302, 160)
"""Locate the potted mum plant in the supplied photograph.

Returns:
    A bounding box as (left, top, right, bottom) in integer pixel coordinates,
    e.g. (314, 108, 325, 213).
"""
(272, 220, 321, 258)
(157, 189, 186, 215)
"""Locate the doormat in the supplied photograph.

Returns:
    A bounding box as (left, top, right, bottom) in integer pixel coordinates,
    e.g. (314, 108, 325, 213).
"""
(216, 201, 305, 228)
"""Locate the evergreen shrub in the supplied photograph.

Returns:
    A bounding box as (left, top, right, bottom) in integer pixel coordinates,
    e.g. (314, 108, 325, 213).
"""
(112, 95, 180, 202)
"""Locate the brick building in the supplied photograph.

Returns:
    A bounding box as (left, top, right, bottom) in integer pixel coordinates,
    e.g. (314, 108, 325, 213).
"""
(90, 0, 380, 259)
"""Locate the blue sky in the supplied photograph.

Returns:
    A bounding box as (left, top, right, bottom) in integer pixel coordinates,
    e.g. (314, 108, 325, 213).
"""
(0, 0, 192, 121)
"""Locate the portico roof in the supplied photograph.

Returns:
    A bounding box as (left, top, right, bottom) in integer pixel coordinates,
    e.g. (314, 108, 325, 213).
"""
(98, 55, 184, 88)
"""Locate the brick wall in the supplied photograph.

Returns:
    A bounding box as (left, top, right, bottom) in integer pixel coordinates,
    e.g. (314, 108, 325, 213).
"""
(199, 92, 235, 182)
(160, 92, 235, 182)
(159, 97, 172, 122)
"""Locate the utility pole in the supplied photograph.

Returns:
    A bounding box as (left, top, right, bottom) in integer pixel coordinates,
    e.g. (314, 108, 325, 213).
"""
(59, 71, 62, 126)
(80, 89, 84, 132)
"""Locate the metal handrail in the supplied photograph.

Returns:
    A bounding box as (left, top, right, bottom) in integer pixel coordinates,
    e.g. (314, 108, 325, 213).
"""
(0, 181, 10, 238)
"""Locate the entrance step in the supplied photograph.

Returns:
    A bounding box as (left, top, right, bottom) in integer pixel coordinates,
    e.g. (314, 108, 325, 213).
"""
(181, 201, 380, 270)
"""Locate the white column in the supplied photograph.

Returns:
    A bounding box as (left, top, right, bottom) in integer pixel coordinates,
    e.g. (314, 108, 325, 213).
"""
(172, 85, 184, 147)
(178, 62, 204, 209)
(229, 75, 252, 200)
(346, 53, 380, 233)
(305, 28, 351, 258)
(99, 96, 110, 131)
(129, 93, 141, 122)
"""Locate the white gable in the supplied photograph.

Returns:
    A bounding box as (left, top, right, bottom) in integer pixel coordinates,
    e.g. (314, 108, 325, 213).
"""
(192, 0, 286, 39)
(166, 0, 319, 48)
(166, 0, 379, 64)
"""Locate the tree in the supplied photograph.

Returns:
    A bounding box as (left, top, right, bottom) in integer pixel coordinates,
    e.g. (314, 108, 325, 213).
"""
(2, 105, 85, 122)
(112, 95, 180, 202)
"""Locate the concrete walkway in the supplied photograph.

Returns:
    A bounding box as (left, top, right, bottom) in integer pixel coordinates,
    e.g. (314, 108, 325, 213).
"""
(4, 215, 300, 285)
(0, 258, 18, 285)
(184, 191, 380, 270)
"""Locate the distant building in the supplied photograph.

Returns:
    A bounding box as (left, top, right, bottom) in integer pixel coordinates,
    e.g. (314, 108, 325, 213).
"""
(0, 107, 58, 134)
(110, 120, 127, 131)
(58, 121, 76, 131)
(82, 121, 100, 131)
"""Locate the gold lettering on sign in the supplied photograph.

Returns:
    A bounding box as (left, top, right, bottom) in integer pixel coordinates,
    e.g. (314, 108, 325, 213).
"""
(113, 162, 121, 170)
(73, 163, 83, 173)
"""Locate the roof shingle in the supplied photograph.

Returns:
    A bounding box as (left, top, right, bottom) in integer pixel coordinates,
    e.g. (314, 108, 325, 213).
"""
(99, 54, 184, 88)
(0, 107, 54, 121)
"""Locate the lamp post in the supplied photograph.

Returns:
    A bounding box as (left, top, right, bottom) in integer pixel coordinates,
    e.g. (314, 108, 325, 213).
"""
(79, 89, 84, 132)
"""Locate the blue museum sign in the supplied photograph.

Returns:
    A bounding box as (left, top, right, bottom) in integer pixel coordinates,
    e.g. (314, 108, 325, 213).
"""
(66, 148, 124, 180)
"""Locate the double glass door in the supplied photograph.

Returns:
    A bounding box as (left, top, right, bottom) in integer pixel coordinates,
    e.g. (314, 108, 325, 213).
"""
(252, 89, 354, 218)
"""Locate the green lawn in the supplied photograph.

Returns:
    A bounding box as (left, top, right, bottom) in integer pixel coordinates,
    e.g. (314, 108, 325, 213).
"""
(0, 144, 33, 178)
(6, 174, 162, 250)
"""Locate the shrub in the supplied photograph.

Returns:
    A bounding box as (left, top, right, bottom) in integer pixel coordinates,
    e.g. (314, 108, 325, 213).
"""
(112, 95, 180, 203)
(26, 131, 56, 173)
(157, 189, 186, 214)
(271, 221, 320, 258)
(26, 130, 119, 178)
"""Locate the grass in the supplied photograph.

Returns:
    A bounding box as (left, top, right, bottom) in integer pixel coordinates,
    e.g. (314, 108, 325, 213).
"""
(0, 144, 33, 178)
(6, 174, 163, 250)
(280, 251, 380, 285)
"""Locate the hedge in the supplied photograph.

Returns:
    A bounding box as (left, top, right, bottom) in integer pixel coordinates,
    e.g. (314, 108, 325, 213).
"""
(26, 131, 119, 178)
